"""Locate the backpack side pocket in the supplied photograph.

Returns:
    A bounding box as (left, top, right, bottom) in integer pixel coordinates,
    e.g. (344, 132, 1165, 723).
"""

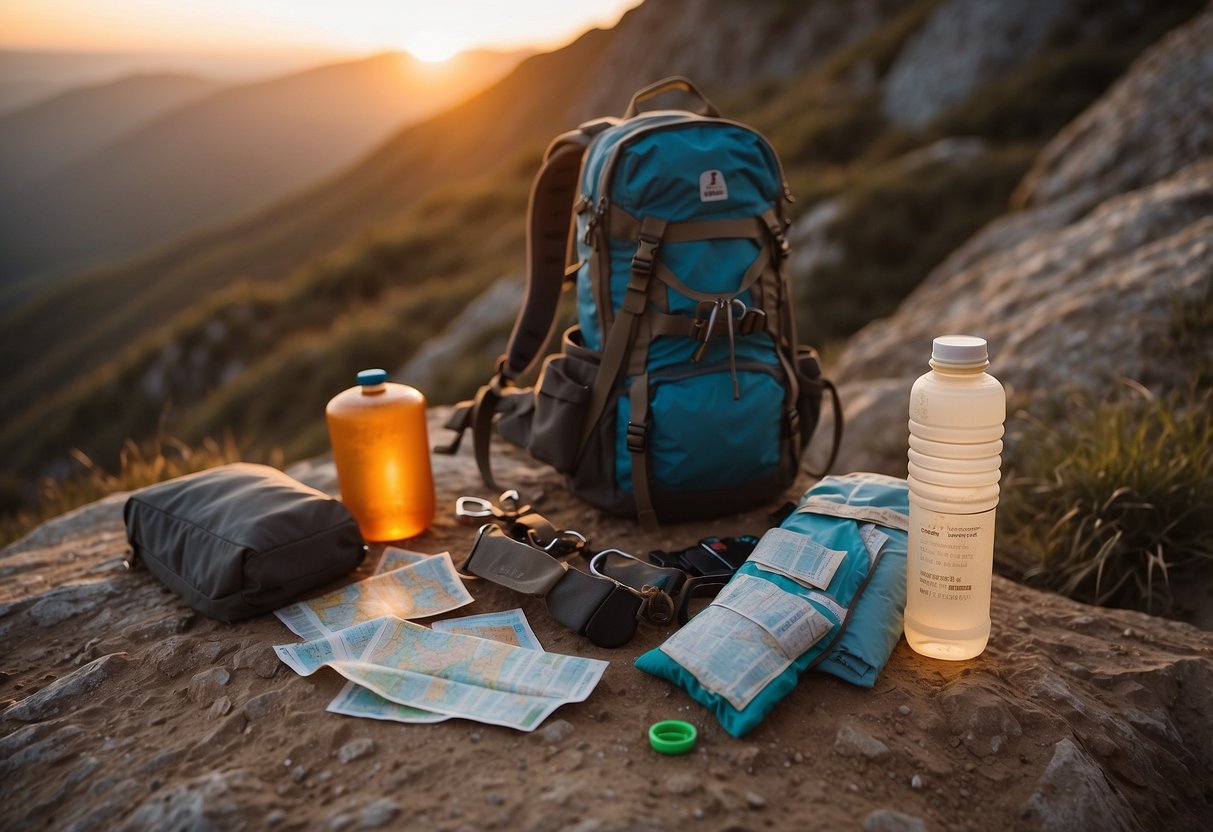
(796, 345, 843, 477)
(530, 327, 600, 474)
(796, 346, 825, 448)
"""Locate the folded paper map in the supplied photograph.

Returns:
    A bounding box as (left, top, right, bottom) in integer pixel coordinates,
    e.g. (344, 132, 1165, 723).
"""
(275, 551, 472, 640)
(275, 614, 606, 731)
(327, 609, 544, 724)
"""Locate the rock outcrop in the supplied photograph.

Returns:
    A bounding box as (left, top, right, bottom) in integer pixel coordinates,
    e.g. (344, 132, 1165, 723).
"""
(1, 409, 1211, 830)
(575, 0, 899, 118)
(1013, 9, 1213, 215)
(824, 7, 1213, 476)
(880, 0, 1074, 127)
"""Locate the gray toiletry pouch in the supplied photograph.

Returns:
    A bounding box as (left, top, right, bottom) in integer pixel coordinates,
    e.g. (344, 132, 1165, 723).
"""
(124, 463, 366, 621)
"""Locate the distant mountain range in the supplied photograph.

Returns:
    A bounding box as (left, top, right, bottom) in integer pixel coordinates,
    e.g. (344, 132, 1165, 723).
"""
(0, 0, 1203, 489)
(0, 48, 527, 288)
(0, 46, 357, 115)
(0, 72, 222, 185)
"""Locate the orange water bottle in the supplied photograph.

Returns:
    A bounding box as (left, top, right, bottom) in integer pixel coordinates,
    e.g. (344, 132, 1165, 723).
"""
(325, 369, 435, 541)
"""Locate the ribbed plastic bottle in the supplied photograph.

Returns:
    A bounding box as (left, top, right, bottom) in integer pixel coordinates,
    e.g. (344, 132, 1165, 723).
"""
(325, 369, 435, 541)
(904, 335, 1006, 660)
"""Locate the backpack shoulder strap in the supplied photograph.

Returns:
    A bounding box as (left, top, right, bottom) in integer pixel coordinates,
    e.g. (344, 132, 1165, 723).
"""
(435, 121, 611, 491)
(501, 124, 600, 381)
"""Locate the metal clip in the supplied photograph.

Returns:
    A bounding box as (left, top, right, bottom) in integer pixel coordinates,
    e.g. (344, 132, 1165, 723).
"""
(532, 528, 587, 558)
(455, 489, 530, 526)
(739, 306, 767, 335)
(640, 585, 676, 625)
(691, 298, 747, 361)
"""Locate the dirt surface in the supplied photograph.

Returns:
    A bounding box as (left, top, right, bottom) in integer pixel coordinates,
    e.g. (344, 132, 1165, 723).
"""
(2, 413, 1212, 831)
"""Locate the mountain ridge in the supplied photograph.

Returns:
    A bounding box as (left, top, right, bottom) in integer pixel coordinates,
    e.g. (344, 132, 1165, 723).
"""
(0, 71, 221, 186)
(0, 48, 527, 287)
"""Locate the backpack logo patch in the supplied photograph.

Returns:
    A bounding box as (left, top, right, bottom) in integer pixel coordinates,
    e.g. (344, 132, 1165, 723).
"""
(699, 169, 728, 202)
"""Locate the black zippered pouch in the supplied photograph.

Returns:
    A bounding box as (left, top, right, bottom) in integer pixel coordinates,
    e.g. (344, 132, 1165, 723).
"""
(123, 463, 366, 622)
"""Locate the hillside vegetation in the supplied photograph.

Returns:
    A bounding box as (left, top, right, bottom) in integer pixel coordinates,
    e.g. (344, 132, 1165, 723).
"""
(0, 0, 1205, 534)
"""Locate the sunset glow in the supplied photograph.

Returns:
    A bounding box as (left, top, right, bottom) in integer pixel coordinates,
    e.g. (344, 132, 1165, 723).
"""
(403, 28, 465, 63)
(0, 1, 641, 55)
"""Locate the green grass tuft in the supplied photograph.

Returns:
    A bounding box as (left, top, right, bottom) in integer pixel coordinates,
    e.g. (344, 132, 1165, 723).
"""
(0, 433, 262, 549)
(998, 384, 1213, 614)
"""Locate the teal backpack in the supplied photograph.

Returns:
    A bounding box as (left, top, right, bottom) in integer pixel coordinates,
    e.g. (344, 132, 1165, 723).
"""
(439, 77, 841, 526)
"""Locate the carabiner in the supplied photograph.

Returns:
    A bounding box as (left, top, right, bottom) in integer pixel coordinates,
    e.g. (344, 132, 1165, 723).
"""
(455, 496, 496, 523)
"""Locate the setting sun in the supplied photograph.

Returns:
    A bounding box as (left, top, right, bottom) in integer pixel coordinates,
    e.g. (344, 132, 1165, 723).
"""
(403, 27, 464, 62)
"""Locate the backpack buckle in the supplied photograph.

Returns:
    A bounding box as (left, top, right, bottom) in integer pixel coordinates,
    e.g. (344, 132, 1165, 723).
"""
(631, 233, 660, 275)
(626, 421, 648, 453)
(489, 355, 512, 391)
(787, 407, 800, 439)
(763, 214, 791, 261)
(738, 307, 766, 335)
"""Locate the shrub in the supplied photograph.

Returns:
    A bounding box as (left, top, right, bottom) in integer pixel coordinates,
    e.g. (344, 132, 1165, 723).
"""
(0, 433, 257, 548)
(998, 385, 1213, 614)
(773, 94, 888, 168)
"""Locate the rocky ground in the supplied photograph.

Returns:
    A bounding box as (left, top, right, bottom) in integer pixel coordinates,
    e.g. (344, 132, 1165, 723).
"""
(5, 7, 1213, 832)
(2, 414, 1212, 831)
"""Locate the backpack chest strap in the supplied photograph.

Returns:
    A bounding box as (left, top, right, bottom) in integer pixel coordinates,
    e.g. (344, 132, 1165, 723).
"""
(610, 204, 768, 244)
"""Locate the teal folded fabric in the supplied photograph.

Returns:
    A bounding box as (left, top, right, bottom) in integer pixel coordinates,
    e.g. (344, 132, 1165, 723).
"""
(634, 473, 908, 737)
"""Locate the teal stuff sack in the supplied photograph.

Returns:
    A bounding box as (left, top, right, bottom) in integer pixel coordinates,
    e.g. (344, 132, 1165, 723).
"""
(634, 473, 909, 737)
(438, 77, 841, 526)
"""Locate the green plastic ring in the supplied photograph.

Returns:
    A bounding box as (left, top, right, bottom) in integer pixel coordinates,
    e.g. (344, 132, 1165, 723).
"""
(649, 720, 697, 755)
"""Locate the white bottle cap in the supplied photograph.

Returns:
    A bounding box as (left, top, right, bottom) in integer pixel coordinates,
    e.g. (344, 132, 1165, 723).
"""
(931, 335, 989, 369)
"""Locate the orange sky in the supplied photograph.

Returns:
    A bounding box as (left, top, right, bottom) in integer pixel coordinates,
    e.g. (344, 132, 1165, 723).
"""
(0, 0, 642, 57)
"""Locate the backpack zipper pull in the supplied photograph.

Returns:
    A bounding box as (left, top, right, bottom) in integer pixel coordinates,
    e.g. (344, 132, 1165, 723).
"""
(692, 301, 722, 362)
(582, 197, 608, 245)
(725, 299, 742, 400)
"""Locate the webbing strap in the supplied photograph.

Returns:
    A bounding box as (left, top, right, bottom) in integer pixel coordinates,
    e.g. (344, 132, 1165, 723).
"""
(502, 131, 591, 381)
(434, 381, 535, 492)
(653, 244, 770, 304)
(648, 306, 771, 340)
(471, 383, 503, 490)
(754, 208, 803, 466)
(628, 373, 657, 530)
(578, 216, 667, 454)
(803, 377, 844, 479)
(609, 204, 765, 243)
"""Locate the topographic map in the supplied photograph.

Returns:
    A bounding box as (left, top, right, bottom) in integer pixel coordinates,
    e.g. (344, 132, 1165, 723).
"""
(274, 551, 473, 639)
(276, 614, 607, 731)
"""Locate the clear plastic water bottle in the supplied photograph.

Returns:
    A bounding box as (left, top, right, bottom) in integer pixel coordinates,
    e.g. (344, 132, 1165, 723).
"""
(904, 335, 1006, 660)
(325, 369, 435, 541)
